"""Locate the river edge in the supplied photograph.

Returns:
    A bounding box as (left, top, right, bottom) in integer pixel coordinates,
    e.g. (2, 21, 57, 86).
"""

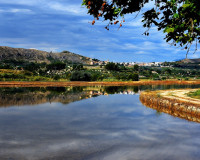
(0, 80, 200, 87)
(140, 89, 200, 123)
(140, 88, 200, 106)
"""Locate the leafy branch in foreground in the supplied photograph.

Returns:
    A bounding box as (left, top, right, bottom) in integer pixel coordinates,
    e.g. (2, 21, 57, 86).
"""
(82, 0, 200, 58)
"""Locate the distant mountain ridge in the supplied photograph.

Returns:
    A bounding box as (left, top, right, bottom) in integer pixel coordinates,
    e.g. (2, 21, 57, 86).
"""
(0, 46, 92, 64)
(179, 58, 200, 64)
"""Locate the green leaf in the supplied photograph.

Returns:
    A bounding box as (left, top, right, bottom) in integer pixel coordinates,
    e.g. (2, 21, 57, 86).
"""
(173, 13, 179, 18)
(182, 4, 190, 8)
(180, 24, 184, 28)
(82, 0, 86, 5)
(164, 27, 175, 33)
(114, 8, 121, 15)
(82, 0, 86, 6)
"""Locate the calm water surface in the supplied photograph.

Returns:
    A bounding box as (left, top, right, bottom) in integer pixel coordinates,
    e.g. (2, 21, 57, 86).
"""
(0, 85, 200, 160)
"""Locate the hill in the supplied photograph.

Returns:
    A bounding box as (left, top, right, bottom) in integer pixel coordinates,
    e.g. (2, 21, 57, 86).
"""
(179, 58, 200, 64)
(0, 46, 92, 64)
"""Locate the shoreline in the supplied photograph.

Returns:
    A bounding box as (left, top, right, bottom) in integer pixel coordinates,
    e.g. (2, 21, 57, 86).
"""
(0, 80, 199, 87)
(140, 89, 200, 123)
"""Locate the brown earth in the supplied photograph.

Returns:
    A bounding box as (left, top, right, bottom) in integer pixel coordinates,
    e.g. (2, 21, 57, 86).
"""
(159, 89, 200, 105)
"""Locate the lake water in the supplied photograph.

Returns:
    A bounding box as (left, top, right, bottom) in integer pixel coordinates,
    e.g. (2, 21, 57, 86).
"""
(0, 85, 200, 160)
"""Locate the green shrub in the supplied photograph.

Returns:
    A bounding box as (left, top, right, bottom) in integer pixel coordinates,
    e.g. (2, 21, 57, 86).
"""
(72, 64, 84, 71)
(33, 76, 47, 81)
(184, 77, 189, 81)
(115, 72, 127, 80)
(128, 73, 139, 81)
(153, 78, 161, 80)
(53, 75, 60, 80)
(105, 62, 120, 71)
(24, 71, 33, 76)
(161, 77, 167, 80)
(90, 71, 104, 81)
(70, 71, 92, 81)
(152, 73, 160, 80)
(133, 64, 139, 71)
(47, 62, 66, 70)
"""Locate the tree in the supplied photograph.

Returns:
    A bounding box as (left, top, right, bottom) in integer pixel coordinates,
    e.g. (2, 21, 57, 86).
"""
(133, 64, 139, 71)
(24, 62, 40, 71)
(105, 62, 120, 71)
(128, 73, 139, 81)
(82, 0, 200, 57)
(70, 71, 92, 81)
(47, 62, 66, 70)
(72, 64, 84, 71)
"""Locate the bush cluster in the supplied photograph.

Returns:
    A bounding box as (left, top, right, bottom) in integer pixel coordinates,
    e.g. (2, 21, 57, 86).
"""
(70, 71, 104, 81)
(70, 71, 92, 81)
(114, 72, 139, 81)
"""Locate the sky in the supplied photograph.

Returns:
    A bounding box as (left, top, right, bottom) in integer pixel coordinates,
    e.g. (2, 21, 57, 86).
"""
(0, 0, 199, 62)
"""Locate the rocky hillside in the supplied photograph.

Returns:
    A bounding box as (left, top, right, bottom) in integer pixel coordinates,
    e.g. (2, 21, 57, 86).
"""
(0, 46, 92, 64)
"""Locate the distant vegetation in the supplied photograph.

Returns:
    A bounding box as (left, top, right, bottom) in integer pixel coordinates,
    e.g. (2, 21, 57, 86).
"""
(0, 46, 200, 82)
(0, 59, 200, 82)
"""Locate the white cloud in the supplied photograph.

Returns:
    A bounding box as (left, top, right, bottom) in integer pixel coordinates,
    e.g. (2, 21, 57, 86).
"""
(0, 8, 32, 13)
(188, 53, 200, 59)
(123, 43, 138, 49)
(127, 19, 143, 27)
(47, 2, 87, 15)
(0, 0, 87, 16)
(0, 0, 46, 5)
(0, 0, 193, 62)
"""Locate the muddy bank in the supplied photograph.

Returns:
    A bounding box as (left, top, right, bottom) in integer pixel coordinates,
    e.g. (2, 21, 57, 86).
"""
(0, 80, 200, 87)
(140, 89, 200, 123)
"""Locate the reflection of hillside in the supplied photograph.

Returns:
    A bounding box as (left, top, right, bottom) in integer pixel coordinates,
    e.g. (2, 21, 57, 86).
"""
(0, 91, 89, 107)
(0, 86, 141, 107)
(140, 93, 200, 123)
(0, 87, 87, 107)
(1, 84, 200, 108)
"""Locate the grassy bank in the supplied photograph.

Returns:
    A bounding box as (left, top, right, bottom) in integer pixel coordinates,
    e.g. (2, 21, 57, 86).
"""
(188, 90, 200, 99)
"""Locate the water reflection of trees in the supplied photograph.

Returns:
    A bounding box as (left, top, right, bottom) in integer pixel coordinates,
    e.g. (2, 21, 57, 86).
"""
(0, 84, 200, 107)
(0, 86, 139, 107)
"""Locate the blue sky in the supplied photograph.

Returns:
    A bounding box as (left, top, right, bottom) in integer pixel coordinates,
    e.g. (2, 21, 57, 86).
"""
(0, 0, 199, 62)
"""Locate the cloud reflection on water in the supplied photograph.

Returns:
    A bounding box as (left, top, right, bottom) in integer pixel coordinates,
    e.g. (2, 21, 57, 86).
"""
(0, 86, 200, 159)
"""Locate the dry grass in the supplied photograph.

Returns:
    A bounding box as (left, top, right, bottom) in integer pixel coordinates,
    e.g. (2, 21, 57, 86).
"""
(0, 80, 200, 87)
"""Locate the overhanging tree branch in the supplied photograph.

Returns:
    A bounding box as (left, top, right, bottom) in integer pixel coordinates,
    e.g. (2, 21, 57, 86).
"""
(82, 0, 200, 57)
